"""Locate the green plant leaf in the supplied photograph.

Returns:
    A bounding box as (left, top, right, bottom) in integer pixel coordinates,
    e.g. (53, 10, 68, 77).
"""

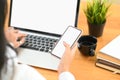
(84, 0, 111, 24)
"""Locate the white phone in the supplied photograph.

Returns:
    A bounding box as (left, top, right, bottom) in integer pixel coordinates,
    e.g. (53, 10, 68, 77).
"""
(51, 26, 82, 59)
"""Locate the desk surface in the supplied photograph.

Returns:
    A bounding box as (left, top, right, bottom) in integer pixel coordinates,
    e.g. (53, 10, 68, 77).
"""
(34, 2, 120, 80)
(6, 1, 120, 80)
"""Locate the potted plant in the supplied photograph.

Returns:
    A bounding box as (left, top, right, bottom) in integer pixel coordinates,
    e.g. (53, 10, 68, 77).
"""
(84, 0, 111, 37)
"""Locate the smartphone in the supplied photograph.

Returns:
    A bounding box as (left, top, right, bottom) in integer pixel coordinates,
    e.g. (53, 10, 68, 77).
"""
(51, 26, 82, 59)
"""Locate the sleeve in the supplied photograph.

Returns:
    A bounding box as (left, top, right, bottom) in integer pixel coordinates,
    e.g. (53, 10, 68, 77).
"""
(5, 46, 46, 80)
(58, 72, 75, 80)
(13, 64, 46, 80)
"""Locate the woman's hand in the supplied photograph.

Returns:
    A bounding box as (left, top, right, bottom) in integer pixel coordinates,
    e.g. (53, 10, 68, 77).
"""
(5, 27, 27, 48)
(58, 41, 77, 74)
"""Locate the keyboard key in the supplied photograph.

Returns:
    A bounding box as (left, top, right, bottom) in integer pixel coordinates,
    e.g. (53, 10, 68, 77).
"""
(20, 34, 58, 53)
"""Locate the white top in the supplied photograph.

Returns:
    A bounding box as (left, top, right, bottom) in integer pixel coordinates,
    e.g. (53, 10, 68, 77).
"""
(1, 46, 75, 80)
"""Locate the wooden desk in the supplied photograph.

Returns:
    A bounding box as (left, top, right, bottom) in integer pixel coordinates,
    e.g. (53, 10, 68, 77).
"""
(6, 1, 120, 80)
(34, 2, 120, 80)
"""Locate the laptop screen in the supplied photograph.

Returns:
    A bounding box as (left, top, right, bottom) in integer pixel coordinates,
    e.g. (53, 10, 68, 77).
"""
(9, 0, 80, 35)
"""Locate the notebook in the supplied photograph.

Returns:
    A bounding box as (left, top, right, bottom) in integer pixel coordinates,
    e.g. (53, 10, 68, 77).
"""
(95, 35, 120, 73)
(100, 35, 120, 60)
(9, 0, 81, 70)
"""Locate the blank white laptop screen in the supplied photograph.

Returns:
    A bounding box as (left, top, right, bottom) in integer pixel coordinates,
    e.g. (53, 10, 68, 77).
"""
(10, 0, 79, 35)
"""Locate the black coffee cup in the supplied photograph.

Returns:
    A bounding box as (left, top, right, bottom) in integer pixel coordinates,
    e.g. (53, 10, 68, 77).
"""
(78, 35, 97, 56)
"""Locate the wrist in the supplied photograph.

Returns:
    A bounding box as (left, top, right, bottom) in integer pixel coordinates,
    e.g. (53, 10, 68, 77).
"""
(58, 64, 69, 74)
(9, 42, 14, 47)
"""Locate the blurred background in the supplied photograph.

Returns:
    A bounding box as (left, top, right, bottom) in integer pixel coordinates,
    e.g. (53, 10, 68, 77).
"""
(81, 0, 120, 4)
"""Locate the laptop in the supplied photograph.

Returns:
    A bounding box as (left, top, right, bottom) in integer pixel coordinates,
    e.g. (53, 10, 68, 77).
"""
(9, 0, 81, 70)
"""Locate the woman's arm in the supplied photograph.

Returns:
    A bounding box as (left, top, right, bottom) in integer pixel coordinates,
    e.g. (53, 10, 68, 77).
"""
(58, 42, 77, 80)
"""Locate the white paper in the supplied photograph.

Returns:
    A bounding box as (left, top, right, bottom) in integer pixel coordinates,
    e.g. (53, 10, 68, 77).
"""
(100, 35, 120, 60)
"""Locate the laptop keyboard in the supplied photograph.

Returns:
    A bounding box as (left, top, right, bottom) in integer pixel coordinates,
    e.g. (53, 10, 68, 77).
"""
(20, 34, 58, 53)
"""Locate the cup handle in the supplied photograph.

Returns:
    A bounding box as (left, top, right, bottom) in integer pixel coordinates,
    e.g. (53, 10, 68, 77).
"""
(78, 43, 81, 49)
(89, 49, 95, 56)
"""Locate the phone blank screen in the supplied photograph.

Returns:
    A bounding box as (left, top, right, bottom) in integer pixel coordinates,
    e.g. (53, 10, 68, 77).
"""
(51, 26, 82, 58)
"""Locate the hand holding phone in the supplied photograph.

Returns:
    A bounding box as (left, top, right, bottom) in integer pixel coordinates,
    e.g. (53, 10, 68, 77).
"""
(51, 26, 82, 59)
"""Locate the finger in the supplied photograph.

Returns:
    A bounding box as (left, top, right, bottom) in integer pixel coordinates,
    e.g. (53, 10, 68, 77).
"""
(72, 43, 77, 51)
(63, 41, 77, 53)
(71, 44, 77, 57)
(13, 29, 19, 33)
(16, 33, 27, 41)
(71, 42, 77, 48)
(19, 37, 25, 44)
(63, 41, 70, 48)
(14, 39, 24, 48)
(13, 35, 26, 48)
(17, 33, 27, 38)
